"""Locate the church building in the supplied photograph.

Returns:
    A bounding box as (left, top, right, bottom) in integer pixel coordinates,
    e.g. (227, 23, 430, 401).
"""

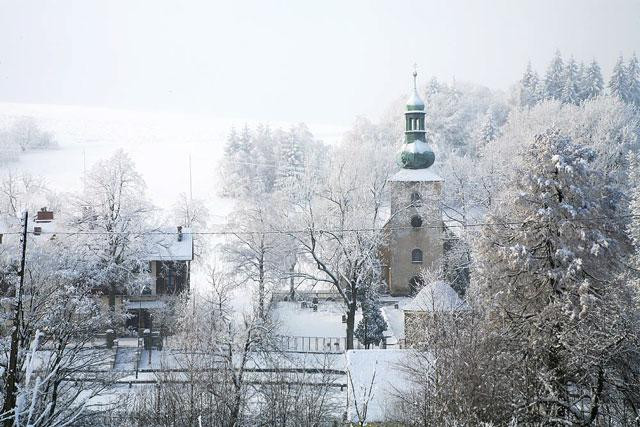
(382, 71, 444, 296)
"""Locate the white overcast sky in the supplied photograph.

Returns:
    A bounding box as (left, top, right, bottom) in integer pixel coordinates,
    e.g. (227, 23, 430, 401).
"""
(0, 0, 639, 125)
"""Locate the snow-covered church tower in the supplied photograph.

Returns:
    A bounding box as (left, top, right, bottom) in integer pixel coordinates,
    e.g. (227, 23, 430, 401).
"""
(383, 70, 444, 296)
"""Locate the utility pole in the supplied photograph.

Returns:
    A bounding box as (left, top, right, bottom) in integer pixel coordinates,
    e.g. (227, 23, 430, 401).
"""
(188, 153, 193, 203)
(188, 153, 195, 315)
(2, 211, 29, 424)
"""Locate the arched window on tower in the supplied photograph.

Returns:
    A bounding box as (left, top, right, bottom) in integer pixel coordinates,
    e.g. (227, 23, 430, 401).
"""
(411, 248, 423, 263)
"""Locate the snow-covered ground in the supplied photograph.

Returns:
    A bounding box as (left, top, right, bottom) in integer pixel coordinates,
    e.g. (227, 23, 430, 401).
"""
(345, 349, 419, 423)
(272, 301, 362, 338)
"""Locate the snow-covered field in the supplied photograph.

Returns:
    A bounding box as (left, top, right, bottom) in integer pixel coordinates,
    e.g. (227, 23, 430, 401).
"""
(0, 102, 346, 216)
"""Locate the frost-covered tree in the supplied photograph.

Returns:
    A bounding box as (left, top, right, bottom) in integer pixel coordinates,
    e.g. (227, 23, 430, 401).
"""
(219, 123, 325, 199)
(170, 192, 209, 259)
(0, 117, 58, 164)
(609, 55, 630, 103)
(543, 50, 565, 100)
(474, 111, 500, 146)
(219, 197, 284, 319)
(274, 130, 305, 190)
(627, 52, 640, 107)
(354, 287, 388, 349)
(561, 57, 581, 105)
(519, 61, 541, 107)
(72, 150, 153, 321)
(283, 136, 393, 349)
(627, 152, 640, 266)
(471, 129, 640, 424)
(0, 236, 118, 425)
(483, 95, 640, 195)
(582, 59, 604, 100)
(423, 79, 508, 154)
(0, 172, 48, 217)
(219, 125, 258, 198)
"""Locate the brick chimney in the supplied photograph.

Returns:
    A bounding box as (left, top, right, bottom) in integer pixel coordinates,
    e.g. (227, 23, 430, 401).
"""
(35, 207, 53, 223)
(177, 226, 183, 242)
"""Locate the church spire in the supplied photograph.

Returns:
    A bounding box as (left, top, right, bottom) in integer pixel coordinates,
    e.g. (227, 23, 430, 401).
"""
(398, 68, 435, 169)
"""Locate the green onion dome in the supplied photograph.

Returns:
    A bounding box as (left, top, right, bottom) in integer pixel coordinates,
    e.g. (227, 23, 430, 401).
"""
(398, 139, 435, 169)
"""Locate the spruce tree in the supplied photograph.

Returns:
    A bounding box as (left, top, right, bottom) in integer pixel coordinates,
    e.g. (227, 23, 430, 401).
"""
(576, 61, 587, 102)
(354, 288, 388, 349)
(609, 55, 629, 102)
(476, 112, 499, 144)
(224, 127, 240, 156)
(582, 60, 604, 100)
(274, 126, 306, 190)
(543, 50, 565, 100)
(561, 57, 581, 105)
(519, 62, 540, 107)
(627, 52, 640, 106)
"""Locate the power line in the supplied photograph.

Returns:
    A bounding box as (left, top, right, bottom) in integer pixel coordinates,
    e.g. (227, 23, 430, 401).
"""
(1, 213, 637, 237)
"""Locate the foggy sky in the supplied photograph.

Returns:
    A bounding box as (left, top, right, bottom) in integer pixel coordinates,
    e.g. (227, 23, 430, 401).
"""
(1, 0, 639, 125)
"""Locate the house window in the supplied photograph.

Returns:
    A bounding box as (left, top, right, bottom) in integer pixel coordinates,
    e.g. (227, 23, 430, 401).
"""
(411, 215, 423, 228)
(411, 248, 423, 263)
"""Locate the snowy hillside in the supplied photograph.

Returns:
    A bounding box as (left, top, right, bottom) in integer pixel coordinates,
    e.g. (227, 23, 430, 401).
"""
(0, 102, 346, 216)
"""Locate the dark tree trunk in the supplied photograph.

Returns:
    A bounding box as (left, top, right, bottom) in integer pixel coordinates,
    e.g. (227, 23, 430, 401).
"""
(258, 252, 265, 319)
(346, 303, 356, 350)
(288, 261, 296, 301)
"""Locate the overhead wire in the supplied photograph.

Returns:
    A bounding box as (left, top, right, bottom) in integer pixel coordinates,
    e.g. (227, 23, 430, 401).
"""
(0, 213, 637, 237)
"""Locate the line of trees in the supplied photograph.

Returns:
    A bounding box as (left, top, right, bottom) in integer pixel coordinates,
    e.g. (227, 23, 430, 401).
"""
(518, 51, 640, 108)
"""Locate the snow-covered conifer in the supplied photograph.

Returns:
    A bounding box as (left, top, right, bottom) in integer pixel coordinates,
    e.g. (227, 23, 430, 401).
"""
(561, 57, 581, 105)
(519, 61, 540, 107)
(582, 59, 604, 100)
(354, 287, 388, 349)
(543, 50, 565, 100)
(609, 55, 629, 102)
(627, 52, 640, 106)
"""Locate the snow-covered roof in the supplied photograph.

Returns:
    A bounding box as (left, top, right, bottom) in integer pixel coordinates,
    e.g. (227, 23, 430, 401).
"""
(388, 167, 443, 182)
(404, 281, 467, 312)
(406, 90, 425, 110)
(403, 139, 430, 154)
(144, 227, 193, 261)
(381, 304, 406, 341)
(346, 349, 423, 423)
